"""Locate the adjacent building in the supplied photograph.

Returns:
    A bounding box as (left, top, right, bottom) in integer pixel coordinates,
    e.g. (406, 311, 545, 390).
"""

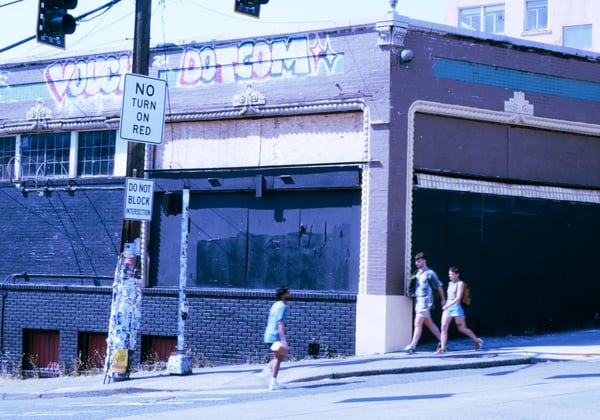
(0, 4, 599, 374)
(445, 0, 599, 52)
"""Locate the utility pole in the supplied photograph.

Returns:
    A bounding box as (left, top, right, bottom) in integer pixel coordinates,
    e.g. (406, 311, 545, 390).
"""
(120, 0, 151, 249)
(104, 0, 152, 383)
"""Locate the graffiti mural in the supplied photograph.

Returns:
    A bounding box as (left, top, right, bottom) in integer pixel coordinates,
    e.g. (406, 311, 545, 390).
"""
(163, 34, 344, 87)
(0, 52, 132, 106)
(0, 34, 343, 107)
(44, 52, 132, 102)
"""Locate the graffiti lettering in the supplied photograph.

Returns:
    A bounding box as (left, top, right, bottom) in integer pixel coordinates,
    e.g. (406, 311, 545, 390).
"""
(171, 35, 342, 88)
(35, 35, 342, 103)
(44, 53, 131, 102)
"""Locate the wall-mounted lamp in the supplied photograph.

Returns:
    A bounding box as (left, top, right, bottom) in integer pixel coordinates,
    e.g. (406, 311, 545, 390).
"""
(208, 177, 221, 187)
(279, 175, 294, 185)
(399, 49, 414, 68)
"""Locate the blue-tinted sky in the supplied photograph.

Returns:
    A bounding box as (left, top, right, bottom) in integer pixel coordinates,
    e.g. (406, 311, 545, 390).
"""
(1, 0, 445, 63)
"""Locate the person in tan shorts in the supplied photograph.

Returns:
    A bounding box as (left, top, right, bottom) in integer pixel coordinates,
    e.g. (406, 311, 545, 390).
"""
(404, 252, 446, 353)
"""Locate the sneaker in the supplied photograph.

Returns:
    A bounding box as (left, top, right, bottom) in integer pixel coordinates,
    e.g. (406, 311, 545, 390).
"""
(269, 379, 285, 391)
(404, 344, 415, 354)
(475, 338, 484, 351)
(435, 347, 447, 354)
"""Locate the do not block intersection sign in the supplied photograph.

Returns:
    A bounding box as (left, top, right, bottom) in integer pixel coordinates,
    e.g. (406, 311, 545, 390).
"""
(120, 73, 167, 144)
(124, 178, 154, 221)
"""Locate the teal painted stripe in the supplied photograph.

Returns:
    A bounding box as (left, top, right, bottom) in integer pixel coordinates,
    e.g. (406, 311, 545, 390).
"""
(0, 82, 52, 102)
(434, 58, 600, 102)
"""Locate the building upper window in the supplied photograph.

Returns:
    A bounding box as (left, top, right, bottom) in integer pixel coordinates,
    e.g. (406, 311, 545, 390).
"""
(0, 130, 117, 182)
(21, 133, 70, 179)
(460, 7, 482, 31)
(525, 0, 548, 31)
(78, 130, 116, 177)
(460, 4, 505, 34)
(0, 137, 16, 181)
(563, 24, 592, 50)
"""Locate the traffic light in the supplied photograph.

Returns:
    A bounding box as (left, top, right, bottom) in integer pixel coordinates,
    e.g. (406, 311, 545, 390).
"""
(37, 0, 78, 49)
(234, 0, 270, 18)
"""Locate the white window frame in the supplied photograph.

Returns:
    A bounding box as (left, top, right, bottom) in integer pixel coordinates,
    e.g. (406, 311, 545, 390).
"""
(525, 0, 548, 32)
(459, 4, 505, 34)
(484, 4, 505, 34)
(77, 130, 117, 177)
(20, 132, 71, 180)
(460, 6, 482, 31)
(0, 136, 17, 181)
(563, 24, 593, 50)
(2, 130, 117, 182)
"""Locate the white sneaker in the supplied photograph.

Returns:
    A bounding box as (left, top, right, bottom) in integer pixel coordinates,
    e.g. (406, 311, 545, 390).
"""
(269, 379, 285, 391)
(475, 338, 484, 351)
(404, 344, 415, 354)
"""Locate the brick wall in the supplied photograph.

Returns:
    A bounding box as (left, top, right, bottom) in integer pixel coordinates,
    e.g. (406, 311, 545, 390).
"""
(0, 284, 356, 373)
(141, 289, 356, 366)
(0, 181, 124, 281)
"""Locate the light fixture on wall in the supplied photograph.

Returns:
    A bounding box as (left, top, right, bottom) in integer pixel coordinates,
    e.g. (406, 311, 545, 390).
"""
(399, 49, 414, 68)
(279, 175, 294, 185)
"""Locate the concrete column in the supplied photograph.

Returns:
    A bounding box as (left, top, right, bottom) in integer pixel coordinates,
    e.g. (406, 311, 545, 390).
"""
(355, 294, 412, 354)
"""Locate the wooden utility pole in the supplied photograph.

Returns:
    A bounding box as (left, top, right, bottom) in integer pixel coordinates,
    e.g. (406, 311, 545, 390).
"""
(120, 0, 152, 250)
(104, 0, 153, 383)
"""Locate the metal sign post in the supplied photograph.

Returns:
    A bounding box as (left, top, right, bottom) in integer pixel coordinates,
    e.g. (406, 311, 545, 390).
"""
(167, 188, 193, 375)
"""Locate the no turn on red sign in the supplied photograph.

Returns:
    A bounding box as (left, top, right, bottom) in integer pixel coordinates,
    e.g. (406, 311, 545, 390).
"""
(124, 178, 154, 221)
(120, 73, 167, 144)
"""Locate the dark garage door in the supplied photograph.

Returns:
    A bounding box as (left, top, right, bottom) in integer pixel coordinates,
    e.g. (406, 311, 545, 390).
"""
(412, 187, 600, 336)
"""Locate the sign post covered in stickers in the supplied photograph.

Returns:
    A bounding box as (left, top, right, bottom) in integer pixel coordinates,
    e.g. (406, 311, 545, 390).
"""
(104, 74, 166, 382)
(104, 240, 143, 383)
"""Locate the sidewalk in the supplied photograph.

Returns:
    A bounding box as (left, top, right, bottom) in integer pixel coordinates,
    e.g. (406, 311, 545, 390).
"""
(1, 328, 599, 400)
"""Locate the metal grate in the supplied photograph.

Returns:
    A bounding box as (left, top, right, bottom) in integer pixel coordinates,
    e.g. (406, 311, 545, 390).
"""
(416, 173, 600, 204)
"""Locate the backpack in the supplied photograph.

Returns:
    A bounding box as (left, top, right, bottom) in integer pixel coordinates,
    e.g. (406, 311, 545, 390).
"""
(408, 274, 417, 298)
(461, 281, 471, 305)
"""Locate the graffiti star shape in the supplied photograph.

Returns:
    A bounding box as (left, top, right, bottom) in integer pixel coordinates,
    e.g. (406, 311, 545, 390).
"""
(309, 35, 340, 74)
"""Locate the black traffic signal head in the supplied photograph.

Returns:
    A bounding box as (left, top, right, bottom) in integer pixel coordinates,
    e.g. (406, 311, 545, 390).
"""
(234, 0, 269, 18)
(37, 0, 78, 48)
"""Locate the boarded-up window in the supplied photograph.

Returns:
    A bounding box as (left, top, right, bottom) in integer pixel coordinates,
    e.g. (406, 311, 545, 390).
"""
(22, 329, 59, 371)
(78, 332, 108, 369)
(141, 335, 176, 363)
(149, 168, 362, 292)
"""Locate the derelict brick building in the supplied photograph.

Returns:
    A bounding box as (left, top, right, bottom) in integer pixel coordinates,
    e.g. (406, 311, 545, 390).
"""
(0, 11, 599, 372)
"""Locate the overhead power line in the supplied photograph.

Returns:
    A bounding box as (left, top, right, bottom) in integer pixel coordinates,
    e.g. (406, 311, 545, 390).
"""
(0, 0, 123, 54)
(0, 0, 24, 9)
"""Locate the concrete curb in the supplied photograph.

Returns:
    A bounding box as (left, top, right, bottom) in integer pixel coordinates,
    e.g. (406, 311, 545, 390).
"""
(288, 353, 534, 383)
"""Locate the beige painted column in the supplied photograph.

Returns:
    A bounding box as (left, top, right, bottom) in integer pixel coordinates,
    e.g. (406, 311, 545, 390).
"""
(354, 117, 413, 354)
(356, 295, 412, 354)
